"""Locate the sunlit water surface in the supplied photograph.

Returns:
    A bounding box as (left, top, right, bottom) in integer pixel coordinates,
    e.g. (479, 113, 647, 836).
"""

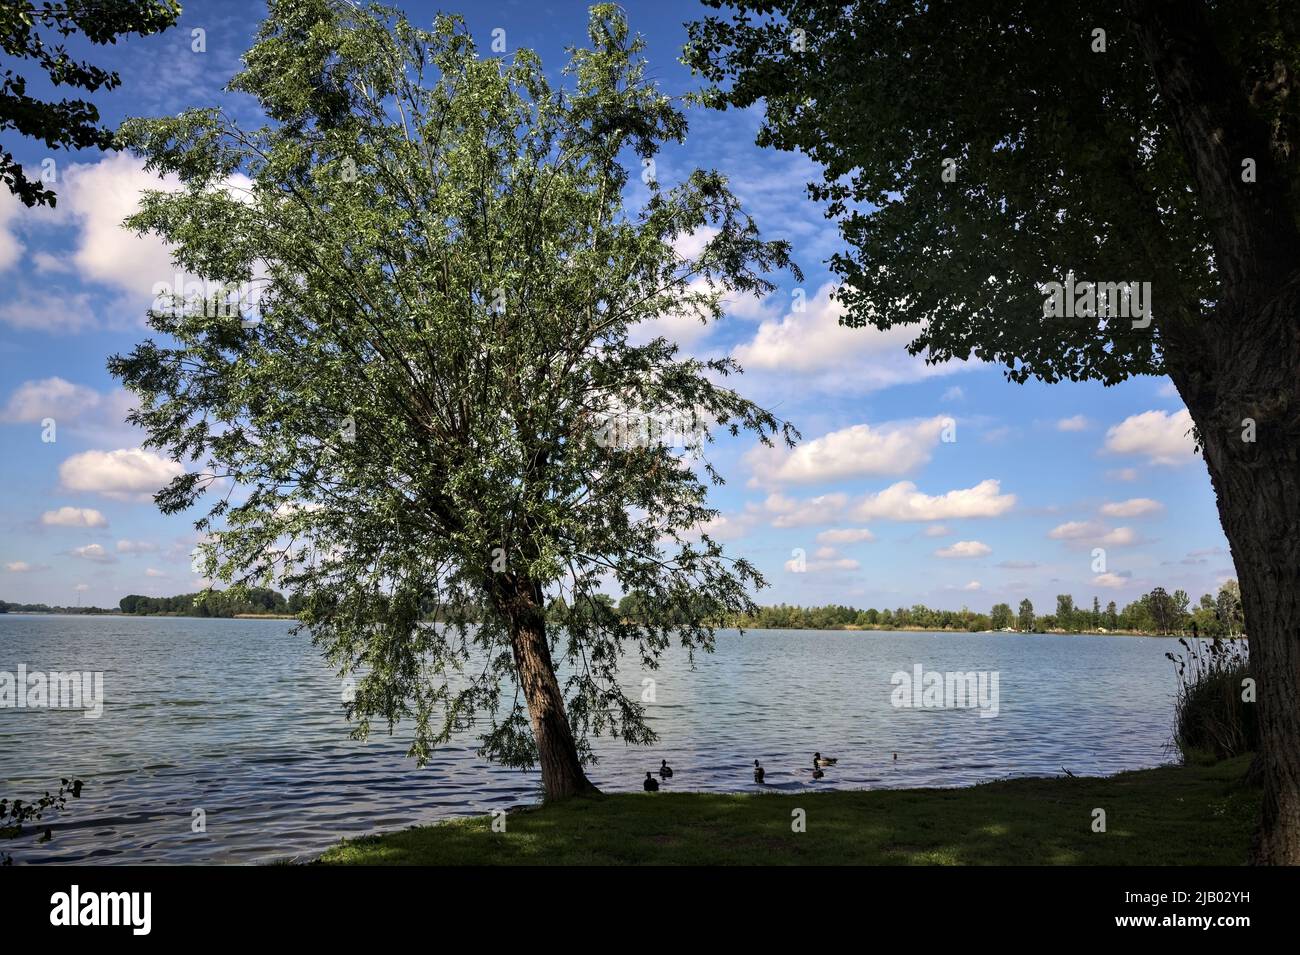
(0, 614, 1181, 863)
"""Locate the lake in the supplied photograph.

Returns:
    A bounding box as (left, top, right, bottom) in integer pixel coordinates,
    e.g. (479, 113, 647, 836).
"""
(0, 614, 1182, 864)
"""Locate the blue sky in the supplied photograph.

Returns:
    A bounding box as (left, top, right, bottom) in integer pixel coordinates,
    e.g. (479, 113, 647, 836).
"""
(0, 0, 1233, 611)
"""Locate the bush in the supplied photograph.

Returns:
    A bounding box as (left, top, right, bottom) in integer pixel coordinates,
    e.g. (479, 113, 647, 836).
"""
(1169, 637, 1257, 762)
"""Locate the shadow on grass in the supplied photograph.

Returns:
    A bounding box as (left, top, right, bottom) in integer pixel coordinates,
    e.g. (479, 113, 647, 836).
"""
(317, 756, 1259, 866)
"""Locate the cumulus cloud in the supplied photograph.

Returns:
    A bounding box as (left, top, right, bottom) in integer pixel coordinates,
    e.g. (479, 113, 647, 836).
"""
(787, 553, 860, 573)
(2, 377, 137, 437)
(758, 491, 849, 528)
(1048, 520, 1103, 540)
(731, 282, 966, 393)
(1093, 572, 1131, 589)
(1049, 521, 1140, 548)
(747, 417, 949, 485)
(0, 189, 23, 271)
(1100, 498, 1163, 518)
(935, 540, 991, 559)
(1057, 414, 1090, 432)
(815, 527, 875, 545)
(59, 448, 184, 502)
(41, 506, 109, 528)
(117, 539, 159, 554)
(69, 543, 115, 563)
(5, 561, 49, 573)
(1104, 408, 1197, 466)
(850, 479, 1015, 522)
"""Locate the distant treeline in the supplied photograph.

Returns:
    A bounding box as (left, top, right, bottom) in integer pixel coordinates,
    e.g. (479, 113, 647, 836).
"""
(732, 581, 1246, 637)
(119, 588, 302, 617)
(0, 601, 114, 615)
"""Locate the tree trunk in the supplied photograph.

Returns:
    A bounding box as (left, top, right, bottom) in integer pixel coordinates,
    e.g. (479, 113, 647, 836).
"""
(1131, 0, 1300, 864)
(496, 573, 599, 800)
(1169, 273, 1300, 864)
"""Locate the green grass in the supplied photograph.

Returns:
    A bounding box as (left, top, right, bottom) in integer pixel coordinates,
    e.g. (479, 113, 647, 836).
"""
(317, 755, 1259, 865)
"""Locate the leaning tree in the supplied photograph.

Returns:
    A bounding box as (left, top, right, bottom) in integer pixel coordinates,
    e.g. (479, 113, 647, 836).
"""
(110, 0, 797, 798)
(688, 0, 1300, 861)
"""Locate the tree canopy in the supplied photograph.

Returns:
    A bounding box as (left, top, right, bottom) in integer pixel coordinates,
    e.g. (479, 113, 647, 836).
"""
(686, 0, 1299, 385)
(110, 0, 797, 792)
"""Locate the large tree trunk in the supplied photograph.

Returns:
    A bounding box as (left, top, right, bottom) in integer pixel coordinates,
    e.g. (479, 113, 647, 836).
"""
(495, 573, 598, 800)
(1132, 0, 1300, 864)
(1173, 275, 1300, 864)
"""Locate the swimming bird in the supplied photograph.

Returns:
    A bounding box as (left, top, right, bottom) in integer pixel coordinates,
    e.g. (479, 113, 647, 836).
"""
(753, 760, 765, 784)
(814, 752, 837, 767)
(811, 762, 825, 780)
(659, 760, 673, 779)
(643, 772, 660, 792)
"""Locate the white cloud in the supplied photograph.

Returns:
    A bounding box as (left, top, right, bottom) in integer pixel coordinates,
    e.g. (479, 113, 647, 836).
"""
(935, 540, 991, 559)
(5, 561, 48, 573)
(851, 479, 1015, 522)
(117, 539, 159, 554)
(1049, 521, 1140, 548)
(732, 282, 965, 392)
(787, 555, 860, 573)
(1048, 520, 1104, 540)
(815, 527, 875, 545)
(941, 386, 964, 402)
(1057, 414, 1090, 432)
(2, 377, 137, 436)
(0, 291, 103, 333)
(758, 491, 848, 528)
(145, 567, 169, 578)
(41, 506, 109, 528)
(923, 524, 949, 537)
(57, 153, 183, 297)
(0, 189, 23, 271)
(1100, 498, 1163, 518)
(747, 417, 948, 485)
(1106, 468, 1139, 482)
(69, 543, 115, 563)
(1104, 408, 1197, 466)
(59, 448, 184, 502)
(1099, 526, 1139, 547)
(1093, 573, 1130, 589)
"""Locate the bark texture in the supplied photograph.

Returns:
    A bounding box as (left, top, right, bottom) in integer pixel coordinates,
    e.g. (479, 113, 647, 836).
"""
(494, 571, 598, 800)
(1130, 0, 1300, 863)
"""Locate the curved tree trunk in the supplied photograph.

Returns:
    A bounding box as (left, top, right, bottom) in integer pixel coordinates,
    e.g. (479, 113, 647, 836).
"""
(495, 573, 599, 800)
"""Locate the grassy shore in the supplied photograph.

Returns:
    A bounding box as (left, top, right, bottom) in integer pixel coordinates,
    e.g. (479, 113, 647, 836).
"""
(318, 755, 1258, 866)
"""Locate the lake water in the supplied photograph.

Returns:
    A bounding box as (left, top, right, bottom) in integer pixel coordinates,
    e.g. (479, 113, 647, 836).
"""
(0, 614, 1182, 864)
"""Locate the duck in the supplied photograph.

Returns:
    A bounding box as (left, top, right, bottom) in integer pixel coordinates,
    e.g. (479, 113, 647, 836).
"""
(753, 760, 765, 784)
(659, 760, 673, 779)
(811, 762, 825, 780)
(643, 772, 660, 792)
(814, 751, 837, 767)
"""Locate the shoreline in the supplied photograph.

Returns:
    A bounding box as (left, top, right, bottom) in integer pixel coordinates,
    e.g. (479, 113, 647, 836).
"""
(313, 755, 1258, 866)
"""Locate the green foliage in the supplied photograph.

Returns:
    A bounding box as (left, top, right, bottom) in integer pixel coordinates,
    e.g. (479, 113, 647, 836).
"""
(0, 0, 180, 206)
(686, 1, 1300, 384)
(109, 2, 797, 772)
(119, 587, 289, 617)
